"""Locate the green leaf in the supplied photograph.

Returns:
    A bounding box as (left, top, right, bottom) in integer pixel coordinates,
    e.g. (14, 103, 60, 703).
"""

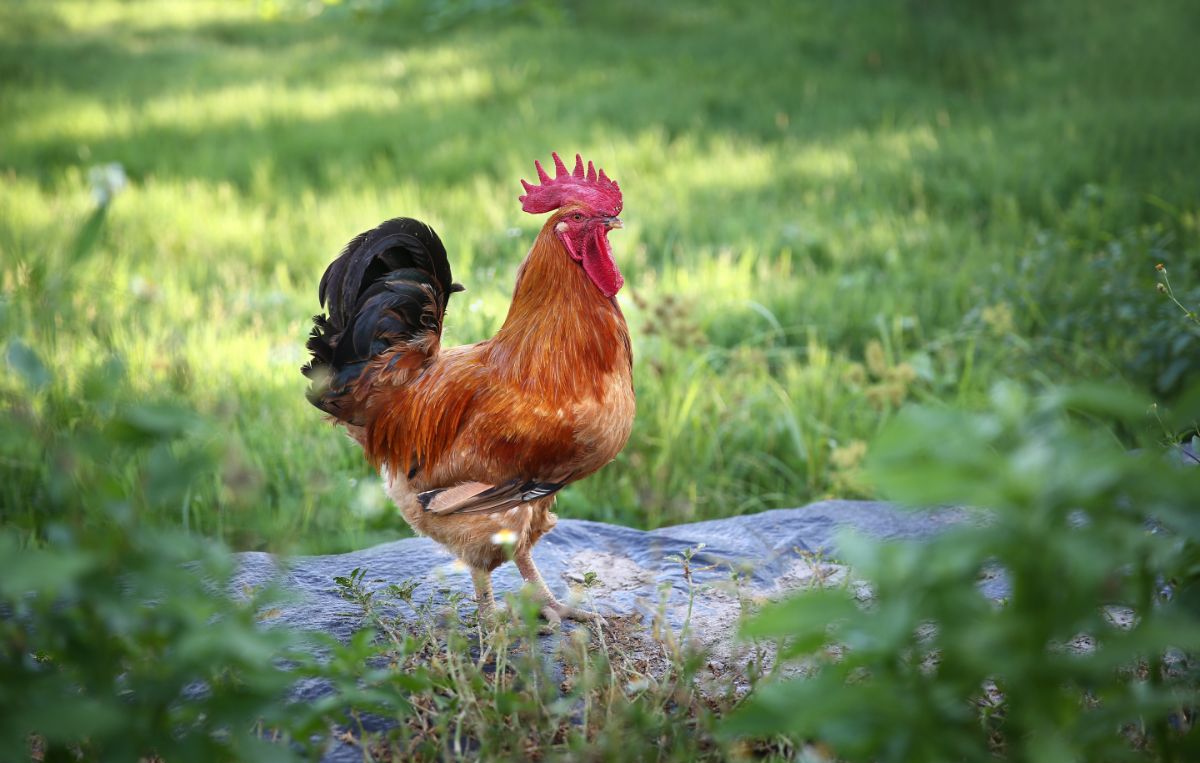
(1047, 383, 1151, 423)
(110, 403, 199, 442)
(69, 205, 107, 262)
(0, 545, 95, 598)
(740, 588, 857, 655)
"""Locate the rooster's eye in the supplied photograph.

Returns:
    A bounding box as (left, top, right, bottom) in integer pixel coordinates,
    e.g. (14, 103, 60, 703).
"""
(572, 213, 584, 221)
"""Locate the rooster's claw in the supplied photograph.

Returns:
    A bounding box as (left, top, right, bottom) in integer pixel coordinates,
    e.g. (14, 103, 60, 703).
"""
(541, 601, 605, 629)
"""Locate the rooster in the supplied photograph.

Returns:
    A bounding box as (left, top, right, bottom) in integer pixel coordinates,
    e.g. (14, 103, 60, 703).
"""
(302, 153, 633, 625)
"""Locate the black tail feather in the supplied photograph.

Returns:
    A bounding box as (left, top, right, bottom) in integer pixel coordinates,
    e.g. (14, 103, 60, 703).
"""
(303, 217, 460, 424)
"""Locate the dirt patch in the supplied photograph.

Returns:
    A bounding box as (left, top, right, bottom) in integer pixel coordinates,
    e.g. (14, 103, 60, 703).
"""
(562, 550, 657, 593)
(555, 548, 887, 692)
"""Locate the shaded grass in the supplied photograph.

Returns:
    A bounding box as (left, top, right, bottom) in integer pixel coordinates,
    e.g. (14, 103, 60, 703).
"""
(1, 0, 1199, 552)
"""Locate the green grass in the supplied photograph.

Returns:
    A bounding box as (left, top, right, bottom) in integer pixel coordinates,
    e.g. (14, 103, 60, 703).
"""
(2, 0, 1199, 553)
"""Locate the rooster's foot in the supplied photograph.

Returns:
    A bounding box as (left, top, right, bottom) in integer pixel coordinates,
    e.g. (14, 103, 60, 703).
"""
(473, 601, 598, 634)
(514, 548, 603, 628)
(539, 600, 605, 629)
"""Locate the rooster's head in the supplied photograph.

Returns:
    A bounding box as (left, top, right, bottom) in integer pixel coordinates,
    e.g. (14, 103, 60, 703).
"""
(520, 152, 624, 298)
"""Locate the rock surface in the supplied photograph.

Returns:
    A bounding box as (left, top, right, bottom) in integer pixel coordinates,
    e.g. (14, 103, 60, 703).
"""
(234, 500, 987, 643)
(232, 500, 992, 761)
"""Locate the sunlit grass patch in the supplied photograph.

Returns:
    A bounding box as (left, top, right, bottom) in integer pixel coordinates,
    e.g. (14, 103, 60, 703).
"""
(2, 0, 1199, 551)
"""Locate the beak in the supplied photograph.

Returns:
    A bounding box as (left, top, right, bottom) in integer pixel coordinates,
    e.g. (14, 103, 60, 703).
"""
(604, 216, 624, 230)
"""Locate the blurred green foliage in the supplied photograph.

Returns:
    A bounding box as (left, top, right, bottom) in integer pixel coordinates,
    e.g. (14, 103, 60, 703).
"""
(732, 384, 1200, 761)
(0, 346, 300, 760)
(0, 521, 308, 761)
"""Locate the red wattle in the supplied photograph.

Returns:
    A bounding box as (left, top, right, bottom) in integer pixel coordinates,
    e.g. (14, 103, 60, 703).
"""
(582, 227, 623, 298)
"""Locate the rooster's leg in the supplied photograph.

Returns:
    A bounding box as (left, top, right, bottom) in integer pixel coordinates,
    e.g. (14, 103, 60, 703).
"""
(470, 566, 496, 620)
(513, 547, 603, 625)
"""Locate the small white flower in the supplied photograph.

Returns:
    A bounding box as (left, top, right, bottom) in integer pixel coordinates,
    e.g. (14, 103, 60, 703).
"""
(351, 478, 386, 519)
(491, 529, 518, 546)
(88, 162, 127, 206)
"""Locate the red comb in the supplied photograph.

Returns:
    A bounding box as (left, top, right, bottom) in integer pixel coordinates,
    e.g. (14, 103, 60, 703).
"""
(519, 152, 622, 217)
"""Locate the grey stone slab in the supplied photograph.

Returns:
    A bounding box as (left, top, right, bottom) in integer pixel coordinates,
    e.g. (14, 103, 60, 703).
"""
(231, 501, 973, 641)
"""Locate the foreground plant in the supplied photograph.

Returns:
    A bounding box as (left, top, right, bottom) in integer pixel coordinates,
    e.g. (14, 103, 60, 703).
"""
(0, 352, 315, 760)
(314, 544, 753, 762)
(729, 383, 1200, 761)
(1156, 263, 1200, 328)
